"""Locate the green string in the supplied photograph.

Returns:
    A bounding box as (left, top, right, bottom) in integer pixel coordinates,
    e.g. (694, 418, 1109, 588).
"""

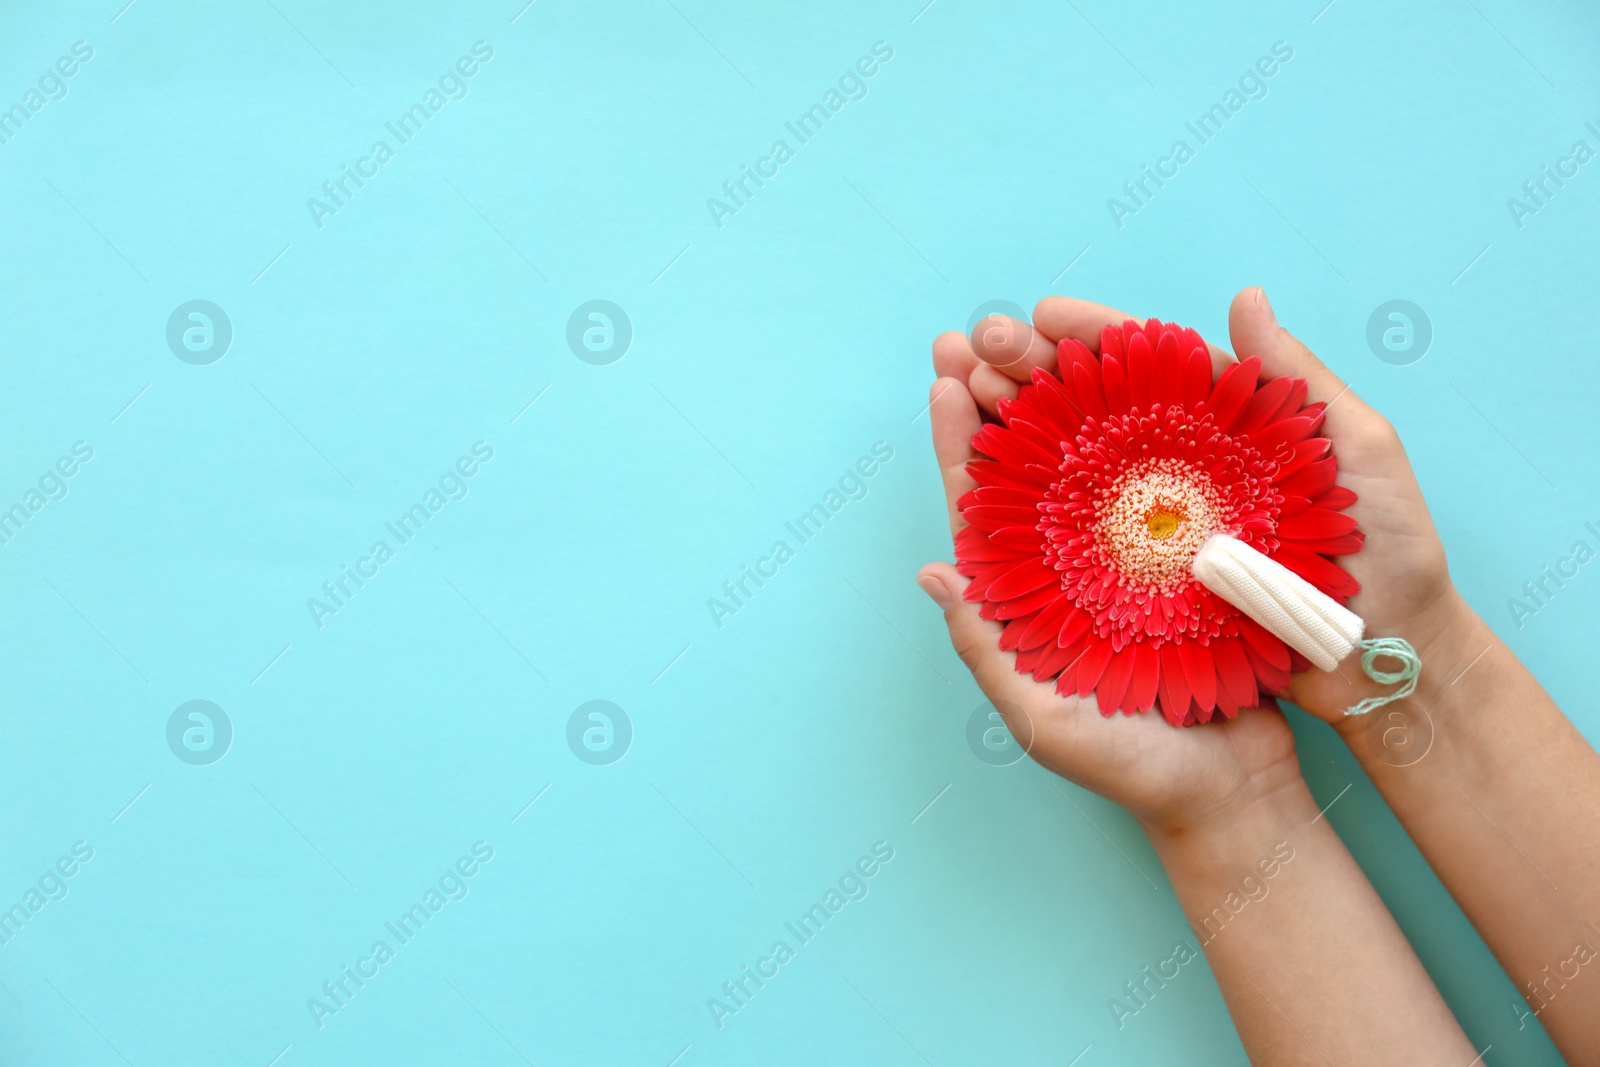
(1343, 637, 1421, 716)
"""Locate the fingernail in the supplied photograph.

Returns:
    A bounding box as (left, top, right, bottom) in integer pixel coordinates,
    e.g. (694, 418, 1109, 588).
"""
(917, 575, 953, 610)
(1255, 286, 1277, 324)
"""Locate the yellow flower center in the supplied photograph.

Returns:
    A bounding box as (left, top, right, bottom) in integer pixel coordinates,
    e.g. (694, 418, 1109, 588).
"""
(1147, 510, 1181, 540)
(1100, 464, 1224, 591)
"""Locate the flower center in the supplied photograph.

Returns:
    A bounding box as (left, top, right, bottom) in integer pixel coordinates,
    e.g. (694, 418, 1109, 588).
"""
(1146, 510, 1181, 539)
(1099, 465, 1222, 591)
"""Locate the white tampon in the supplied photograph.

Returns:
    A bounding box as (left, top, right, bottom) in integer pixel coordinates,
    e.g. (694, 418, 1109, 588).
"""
(1192, 533, 1363, 672)
(1192, 532, 1420, 716)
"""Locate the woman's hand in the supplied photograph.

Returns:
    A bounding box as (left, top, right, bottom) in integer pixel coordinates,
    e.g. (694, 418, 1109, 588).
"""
(915, 289, 1317, 835)
(1219, 290, 1474, 728)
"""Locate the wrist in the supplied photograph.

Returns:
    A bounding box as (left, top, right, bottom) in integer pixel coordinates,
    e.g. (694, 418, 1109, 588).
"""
(1332, 588, 1494, 766)
(1388, 585, 1487, 709)
(1140, 773, 1318, 869)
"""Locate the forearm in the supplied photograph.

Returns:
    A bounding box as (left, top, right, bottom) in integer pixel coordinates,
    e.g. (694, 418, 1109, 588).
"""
(1333, 591, 1600, 1054)
(1146, 779, 1473, 1065)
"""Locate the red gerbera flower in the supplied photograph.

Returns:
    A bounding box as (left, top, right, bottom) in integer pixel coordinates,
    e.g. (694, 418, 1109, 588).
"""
(955, 318, 1364, 726)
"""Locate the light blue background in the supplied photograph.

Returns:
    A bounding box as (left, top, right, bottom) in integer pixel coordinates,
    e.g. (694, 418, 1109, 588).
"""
(1, 0, 1595, 1063)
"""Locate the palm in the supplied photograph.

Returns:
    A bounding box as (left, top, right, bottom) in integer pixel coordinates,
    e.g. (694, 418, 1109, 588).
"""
(1000, 676, 1298, 827)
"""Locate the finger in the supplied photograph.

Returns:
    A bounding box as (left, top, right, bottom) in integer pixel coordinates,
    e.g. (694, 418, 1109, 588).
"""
(968, 362, 1019, 417)
(915, 561, 1052, 715)
(1031, 295, 1137, 348)
(970, 315, 1057, 382)
(928, 378, 980, 535)
(932, 330, 980, 382)
(1227, 287, 1375, 437)
(1035, 295, 1236, 378)
(917, 562, 1198, 803)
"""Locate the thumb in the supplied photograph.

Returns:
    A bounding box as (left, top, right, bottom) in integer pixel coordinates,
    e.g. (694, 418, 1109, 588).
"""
(1228, 284, 1403, 465)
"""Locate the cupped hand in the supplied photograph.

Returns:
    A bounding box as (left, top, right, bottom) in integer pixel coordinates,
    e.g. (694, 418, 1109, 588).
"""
(916, 291, 1290, 832)
(1220, 291, 1466, 727)
(917, 288, 1462, 828)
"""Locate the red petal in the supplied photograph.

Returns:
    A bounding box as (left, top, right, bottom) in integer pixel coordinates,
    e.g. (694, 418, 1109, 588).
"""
(1101, 354, 1131, 414)
(1057, 608, 1093, 648)
(1286, 533, 1365, 556)
(987, 560, 1061, 600)
(1277, 493, 1313, 518)
(1316, 485, 1359, 510)
(1127, 641, 1160, 713)
(1177, 639, 1218, 714)
(1205, 356, 1260, 429)
(959, 486, 1040, 510)
(955, 545, 1024, 571)
(1278, 508, 1359, 540)
(1248, 414, 1318, 455)
(1159, 643, 1192, 723)
(960, 557, 1001, 591)
(1030, 366, 1088, 427)
(1273, 546, 1361, 599)
(1270, 376, 1309, 423)
(1277, 457, 1338, 498)
(1074, 639, 1114, 696)
(1099, 325, 1125, 362)
(1242, 640, 1292, 694)
(1181, 345, 1211, 408)
(955, 525, 1008, 558)
(1212, 638, 1258, 707)
(1034, 638, 1082, 679)
(987, 526, 1044, 553)
(1059, 338, 1096, 368)
(1097, 647, 1137, 714)
(1055, 640, 1091, 693)
(968, 459, 1054, 491)
(1008, 416, 1072, 456)
(992, 584, 1063, 620)
(962, 505, 1041, 529)
(1126, 329, 1154, 409)
(1071, 361, 1111, 421)
(1273, 437, 1331, 482)
(972, 423, 1061, 470)
(1152, 329, 1182, 407)
(1015, 598, 1070, 650)
(1233, 376, 1293, 435)
(1236, 616, 1290, 670)
(1215, 686, 1240, 720)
